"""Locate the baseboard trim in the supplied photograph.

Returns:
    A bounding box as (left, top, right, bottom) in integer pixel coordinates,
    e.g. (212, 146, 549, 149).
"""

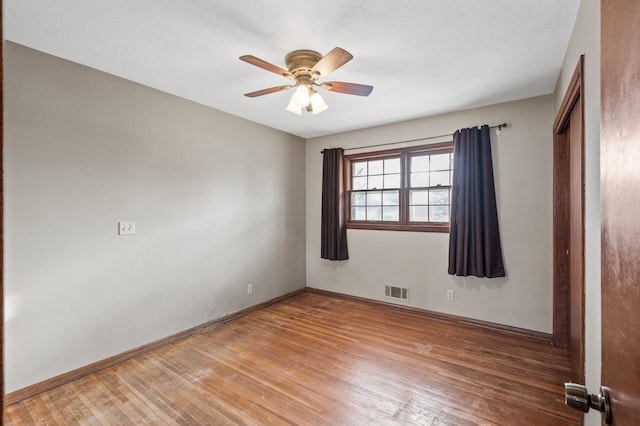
(5, 288, 306, 406)
(305, 287, 553, 344)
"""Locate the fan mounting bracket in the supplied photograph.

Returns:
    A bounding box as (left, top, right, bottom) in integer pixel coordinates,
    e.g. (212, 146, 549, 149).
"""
(285, 50, 322, 80)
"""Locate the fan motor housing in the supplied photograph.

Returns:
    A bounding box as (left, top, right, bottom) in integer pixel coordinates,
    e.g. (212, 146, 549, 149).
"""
(285, 50, 322, 79)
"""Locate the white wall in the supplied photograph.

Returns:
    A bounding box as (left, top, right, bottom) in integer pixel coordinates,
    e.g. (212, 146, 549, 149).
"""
(554, 1, 601, 425)
(306, 96, 555, 333)
(4, 42, 306, 392)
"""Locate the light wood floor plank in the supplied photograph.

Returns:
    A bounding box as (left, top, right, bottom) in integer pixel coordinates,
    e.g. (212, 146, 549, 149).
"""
(5, 292, 580, 425)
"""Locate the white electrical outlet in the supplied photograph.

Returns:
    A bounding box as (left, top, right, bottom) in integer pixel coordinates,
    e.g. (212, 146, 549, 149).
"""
(247, 283, 253, 294)
(118, 221, 135, 235)
(447, 289, 455, 301)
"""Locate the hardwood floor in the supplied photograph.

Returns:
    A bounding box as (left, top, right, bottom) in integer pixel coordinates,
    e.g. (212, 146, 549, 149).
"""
(5, 292, 580, 425)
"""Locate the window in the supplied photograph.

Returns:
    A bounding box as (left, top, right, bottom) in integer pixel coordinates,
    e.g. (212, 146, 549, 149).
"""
(345, 142, 453, 232)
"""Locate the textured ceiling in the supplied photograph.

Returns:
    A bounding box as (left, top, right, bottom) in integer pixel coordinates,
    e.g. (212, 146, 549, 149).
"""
(4, 0, 581, 139)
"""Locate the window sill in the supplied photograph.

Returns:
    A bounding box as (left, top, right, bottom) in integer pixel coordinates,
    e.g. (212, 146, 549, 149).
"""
(347, 222, 450, 233)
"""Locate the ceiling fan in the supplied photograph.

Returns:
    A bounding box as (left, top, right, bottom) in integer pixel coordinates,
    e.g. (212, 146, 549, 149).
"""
(239, 47, 373, 115)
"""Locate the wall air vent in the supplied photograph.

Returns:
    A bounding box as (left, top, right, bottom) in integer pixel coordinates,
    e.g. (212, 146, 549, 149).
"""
(385, 285, 409, 302)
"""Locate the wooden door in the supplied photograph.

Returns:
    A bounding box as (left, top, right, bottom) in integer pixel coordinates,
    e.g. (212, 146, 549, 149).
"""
(601, 0, 640, 423)
(553, 57, 585, 384)
(567, 100, 584, 384)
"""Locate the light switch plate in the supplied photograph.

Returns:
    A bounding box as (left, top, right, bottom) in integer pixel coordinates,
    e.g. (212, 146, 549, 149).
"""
(118, 221, 135, 235)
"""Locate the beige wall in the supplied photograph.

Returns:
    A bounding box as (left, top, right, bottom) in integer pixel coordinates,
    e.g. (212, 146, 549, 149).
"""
(305, 96, 555, 333)
(4, 42, 306, 392)
(554, 1, 601, 425)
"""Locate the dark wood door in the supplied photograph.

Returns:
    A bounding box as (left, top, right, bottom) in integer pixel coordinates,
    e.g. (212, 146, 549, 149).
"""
(568, 101, 584, 385)
(553, 57, 585, 384)
(601, 0, 640, 423)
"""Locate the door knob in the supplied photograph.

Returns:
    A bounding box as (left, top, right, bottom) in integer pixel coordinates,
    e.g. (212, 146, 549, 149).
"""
(564, 383, 611, 424)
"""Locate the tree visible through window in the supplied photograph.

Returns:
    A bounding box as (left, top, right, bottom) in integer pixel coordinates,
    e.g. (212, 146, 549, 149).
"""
(345, 142, 453, 232)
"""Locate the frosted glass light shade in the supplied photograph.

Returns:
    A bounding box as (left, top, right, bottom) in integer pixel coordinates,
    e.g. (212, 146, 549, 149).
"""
(285, 97, 302, 115)
(310, 92, 328, 114)
(291, 85, 310, 107)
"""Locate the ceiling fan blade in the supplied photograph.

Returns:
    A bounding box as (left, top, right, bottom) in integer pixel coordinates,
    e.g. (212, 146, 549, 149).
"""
(239, 55, 294, 80)
(311, 47, 353, 77)
(321, 81, 374, 96)
(244, 85, 292, 97)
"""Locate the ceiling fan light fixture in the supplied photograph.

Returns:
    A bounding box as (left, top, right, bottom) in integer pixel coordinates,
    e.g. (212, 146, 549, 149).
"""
(310, 92, 328, 114)
(285, 98, 302, 115)
(291, 85, 311, 107)
(240, 47, 373, 116)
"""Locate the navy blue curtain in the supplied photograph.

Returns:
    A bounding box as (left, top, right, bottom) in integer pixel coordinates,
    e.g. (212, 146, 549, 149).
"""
(321, 148, 349, 260)
(448, 125, 505, 277)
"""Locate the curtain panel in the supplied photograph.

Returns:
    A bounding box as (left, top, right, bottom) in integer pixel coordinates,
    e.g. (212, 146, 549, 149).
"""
(448, 125, 505, 278)
(321, 148, 349, 261)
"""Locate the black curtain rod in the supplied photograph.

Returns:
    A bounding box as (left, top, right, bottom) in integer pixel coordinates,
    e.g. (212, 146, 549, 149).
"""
(320, 123, 508, 154)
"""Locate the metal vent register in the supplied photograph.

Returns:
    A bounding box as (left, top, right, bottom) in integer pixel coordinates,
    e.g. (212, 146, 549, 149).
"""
(385, 285, 409, 301)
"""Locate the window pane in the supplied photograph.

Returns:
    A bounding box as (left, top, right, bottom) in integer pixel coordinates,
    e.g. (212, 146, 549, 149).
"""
(410, 206, 429, 222)
(346, 144, 453, 227)
(353, 162, 367, 177)
(410, 189, 428, 205)
(383, 206, 399, 221)
(368, 160, 384, 175)
(384, 173, 401, 188)
(383, 190, 399, 205)
(351, 192, 366, 206)
(430, 153, 450, 171)
(384, 158, 401, 173)
(411, 155, 429, 172)
(430, 170, 450, 187)
(429, 189, 449, 205)
(352, 207, 366, 220)
(367, 206, 382, 221)
(368, 175, 383, 189)
(410, 172, 429, 187)
(367, 191, 382, 206)
(353, 176, 367, 190)
(430, 206, 450, 222)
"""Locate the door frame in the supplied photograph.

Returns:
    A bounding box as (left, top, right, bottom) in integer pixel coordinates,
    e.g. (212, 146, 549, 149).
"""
(552, 56, 585, 383)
